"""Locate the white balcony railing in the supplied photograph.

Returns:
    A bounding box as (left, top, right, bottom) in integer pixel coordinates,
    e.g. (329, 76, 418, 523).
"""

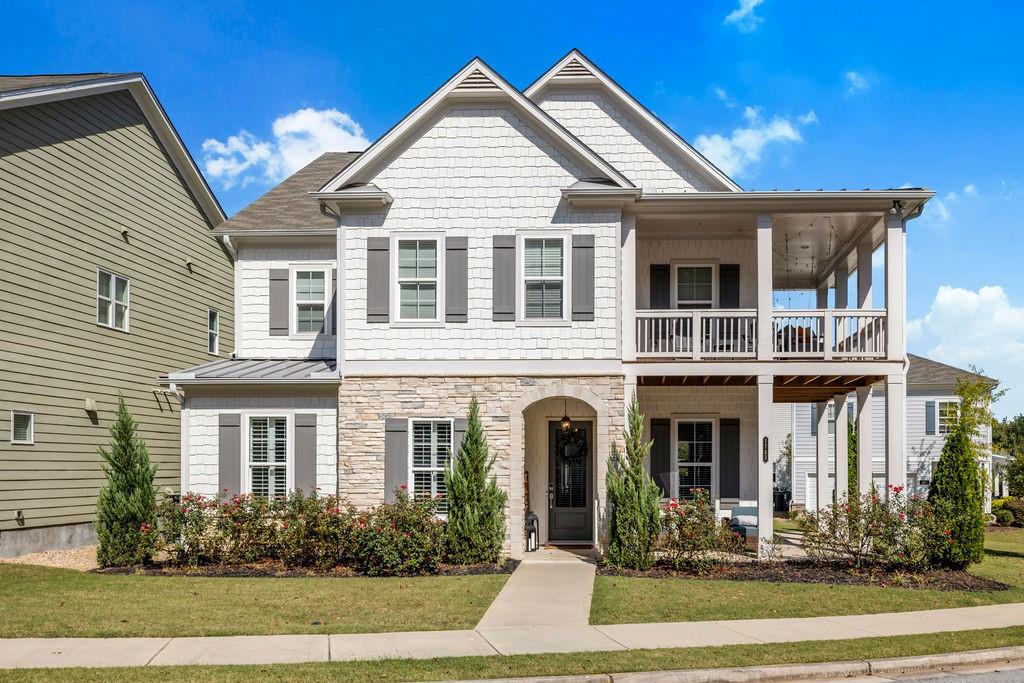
(635, 309, 757, 359)
(773, 309, 887, 360)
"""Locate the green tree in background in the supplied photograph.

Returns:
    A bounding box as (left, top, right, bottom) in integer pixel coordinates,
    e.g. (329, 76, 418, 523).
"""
(848, 418, 859, 496)
(95, 396, 157, 567)
(993, 414, 1024, 497)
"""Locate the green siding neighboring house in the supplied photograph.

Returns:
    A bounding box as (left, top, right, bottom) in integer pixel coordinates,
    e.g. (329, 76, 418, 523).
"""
(0, 74, 232, 555)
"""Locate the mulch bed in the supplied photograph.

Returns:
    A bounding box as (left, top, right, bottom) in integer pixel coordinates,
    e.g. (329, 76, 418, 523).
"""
(598, 560, 1008, 592)
(94, 558, 519, 579)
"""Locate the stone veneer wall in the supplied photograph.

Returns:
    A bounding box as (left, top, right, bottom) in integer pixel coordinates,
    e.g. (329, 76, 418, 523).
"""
(338, 375, 625, 557)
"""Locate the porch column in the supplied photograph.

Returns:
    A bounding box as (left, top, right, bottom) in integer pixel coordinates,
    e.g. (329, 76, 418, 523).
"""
(834, 393, 850, 501)
(834, 264, 849, 310)
(856, 237, 873, 309)
(816, 285, 828, 309)
(885, 211, 906, 360)
(621, 212, 637, 362)
(756, 214, 774, 361)
(885, 373, 907, 494)
(757, 374, 774, 558)
(816, 399, 831, 511)
(856, 386, 874, 495)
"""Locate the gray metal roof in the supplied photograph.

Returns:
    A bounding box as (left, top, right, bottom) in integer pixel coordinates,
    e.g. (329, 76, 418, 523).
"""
(165, 358, 337, 384)
(214, 152, 360, 234)
(907, 353, 995, 387)
(0, 73, 135, 95)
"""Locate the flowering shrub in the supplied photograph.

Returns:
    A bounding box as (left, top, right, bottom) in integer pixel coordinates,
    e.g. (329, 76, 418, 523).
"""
(278, 493, 356, 569)
(351, 487, 445, 576)
(217, 494, 281, 564)
(658, 489, 745, 571)
(798, 485, 945, 569)
(157, 492, 223, 566)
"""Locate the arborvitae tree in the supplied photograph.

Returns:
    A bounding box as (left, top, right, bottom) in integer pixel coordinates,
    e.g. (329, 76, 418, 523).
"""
(444, 397, 507, 564)
(95, 396, 157, 567)
(928, 372, 998, 568)
(606, 394, 662, 569)
(848, 418, 859, 496)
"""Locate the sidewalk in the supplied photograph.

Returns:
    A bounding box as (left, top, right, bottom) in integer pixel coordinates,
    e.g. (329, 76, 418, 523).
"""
(2, 602, 1022, 669)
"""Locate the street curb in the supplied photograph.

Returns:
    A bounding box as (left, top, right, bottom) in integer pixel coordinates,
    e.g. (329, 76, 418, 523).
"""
(443, 645, 1024, 683)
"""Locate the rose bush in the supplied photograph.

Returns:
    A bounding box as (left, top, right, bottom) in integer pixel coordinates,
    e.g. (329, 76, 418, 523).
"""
(658, 489, 745, 571)
(351, 487, 445, 576)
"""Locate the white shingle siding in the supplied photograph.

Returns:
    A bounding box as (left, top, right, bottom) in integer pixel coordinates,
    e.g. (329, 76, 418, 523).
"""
(342, 106, 619, 360)
(637, 238, 756, 308)
(538, 89, 710, 193)
(235, 244, 336, 359)
(184, 394, 337, 497)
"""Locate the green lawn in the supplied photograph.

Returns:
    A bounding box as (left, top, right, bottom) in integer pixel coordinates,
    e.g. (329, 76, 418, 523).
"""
(0, 564, 508, 638)
(773, 517, 803, 533)
(4, 626, 1024, 682)
(591, 529, 1024, 624)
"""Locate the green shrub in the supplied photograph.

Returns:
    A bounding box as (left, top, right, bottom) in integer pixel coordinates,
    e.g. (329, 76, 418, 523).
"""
(216, 494, 281, 564)
(659, 489, 745, 571)
(993, 508, 1015, 526)
(278, 493, 356, 569)
(992, 498, 1008, 512)
(444, 398, 506, 564)
(605, 395, 662, 570)
(1004, 498, 1024, 527)
(96, 397, 158, 567)
(157, 492, 221, 566)
(352, 488, 445, 576)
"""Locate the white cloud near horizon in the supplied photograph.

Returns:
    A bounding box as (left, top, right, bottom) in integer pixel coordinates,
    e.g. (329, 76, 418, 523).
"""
(202, 107, 371, 189)
(909, 285, 1024, 418)
(724, 0, 764, 33)
(844, 70, 869, 94)
(694, 105, 817, 177)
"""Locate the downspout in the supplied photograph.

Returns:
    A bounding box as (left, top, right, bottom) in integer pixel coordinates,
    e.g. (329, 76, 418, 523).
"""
(220, 234, 237, 261)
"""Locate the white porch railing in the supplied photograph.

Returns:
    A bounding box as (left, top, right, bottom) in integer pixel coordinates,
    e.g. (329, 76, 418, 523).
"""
(635, 309, 757, 359)
(772, 309, 887, 360)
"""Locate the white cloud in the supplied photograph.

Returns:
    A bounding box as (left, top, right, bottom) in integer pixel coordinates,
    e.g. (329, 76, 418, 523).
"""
(724, 0, 764, 33)
(844, 70, 869, 94)
(930, 199, 952, 223)
(202, 107, 370, 189)
(963, 183, 978, 197)
(909, 285, 1024, 417)
(694, 106, 816, 177)
(714, 86, 736, 108)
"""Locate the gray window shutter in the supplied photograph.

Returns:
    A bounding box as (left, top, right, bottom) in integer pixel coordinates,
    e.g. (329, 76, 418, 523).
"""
(571, 234, 595, 321)
(719, 264, 740, 309)
(384, 418, 408, 502)
(330, 268, 338, 336)
(720, 418, 740, 499)
(268, 269, 289, 336)
(218, 413, 241, 497)
(453, 417, 469, 457)
(650, 418, 674, 498)
(446, 237, 468, 323)
(925, 400, 936, 435)
(492, 235, 516, 321)
(367, 237, 390, 323)
(294, 413, 317, 494)
(810, 403, 818, 437)
(650, 264, 670, 309)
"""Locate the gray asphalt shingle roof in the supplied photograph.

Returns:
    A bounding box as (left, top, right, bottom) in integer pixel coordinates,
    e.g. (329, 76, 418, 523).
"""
(0, 73, 135, 94)
(166, 358, 336, 383)
(907, 353, 995, 387)
(214, 152, 360, 233)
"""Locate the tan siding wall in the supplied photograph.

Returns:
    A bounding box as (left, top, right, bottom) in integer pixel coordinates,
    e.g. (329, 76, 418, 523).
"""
(0, 90, 234, 532)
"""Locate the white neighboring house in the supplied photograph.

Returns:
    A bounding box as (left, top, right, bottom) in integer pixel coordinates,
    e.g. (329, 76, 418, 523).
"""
(165, 50, 935, 559)
(785, 354, 998, 511)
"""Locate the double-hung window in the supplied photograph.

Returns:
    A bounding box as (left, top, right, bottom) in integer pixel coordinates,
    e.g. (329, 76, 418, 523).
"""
(409, 420, 452, 513)
(677, 420, 713, 500)
(522, 236, 566, 320)
(248, 416, 288, 497)
(97, 269, 130, 331)
(207, 309, 219, 355)
(938, 401, 958, 435)
(397, 239, 439, 321)
(294, 270, 329, 334)
(674, 265, 714, 309)
(10, 411, 34, 445)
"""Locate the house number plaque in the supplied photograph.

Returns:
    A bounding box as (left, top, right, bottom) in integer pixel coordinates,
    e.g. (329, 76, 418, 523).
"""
(762, 437, 769, 463)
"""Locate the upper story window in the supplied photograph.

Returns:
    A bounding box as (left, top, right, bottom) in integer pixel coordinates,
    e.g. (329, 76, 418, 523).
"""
(10, 411, 34, 445)
(97, 269, 130, 332)
(673, 264, 715, 309)
(293, 269, 329, 335)
(397, 239, 439, 321)
(521, 236, 567, 320)
(207, 309, 220, 355)
(248, 416, 288, 497)
(410, 419, 452, 513)
(938, 400, 958, 435)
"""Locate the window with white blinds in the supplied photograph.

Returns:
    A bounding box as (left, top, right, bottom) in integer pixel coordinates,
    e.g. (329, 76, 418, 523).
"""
(11, 411, 34, 445)
(249, 416, 288, 497)
(522, 237, 565, 319)
(397, 240, 438, 321)
(677, 420, 713, 500)
(295, 270, 328, 334)
(410, 420, 452, 513)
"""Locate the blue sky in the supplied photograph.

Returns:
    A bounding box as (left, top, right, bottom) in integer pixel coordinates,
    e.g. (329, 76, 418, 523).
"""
(8, 1, 1024, 417)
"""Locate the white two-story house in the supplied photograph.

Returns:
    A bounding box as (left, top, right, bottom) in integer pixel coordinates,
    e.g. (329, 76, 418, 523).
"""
(166, 50, 933, 558)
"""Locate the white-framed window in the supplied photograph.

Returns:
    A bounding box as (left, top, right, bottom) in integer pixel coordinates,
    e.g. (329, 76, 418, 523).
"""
(291, 267, 331, 335)
(10, 411, 34, 445)
(207, 309, 219, 355)
(393, 235, 443, 323)
(97, 268, 130, 331)
(519, 233, 569, 321)
(246, 415, 290, 498)
(672, 263, 716, 309)
(409, 419, 453, 513)
(676, 419, 715, 500)
(938, 400, 958, 435)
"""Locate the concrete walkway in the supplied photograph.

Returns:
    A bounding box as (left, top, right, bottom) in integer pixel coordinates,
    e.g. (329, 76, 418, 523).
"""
(478, 547, 597, 627)
(2, 603, 1023, 669)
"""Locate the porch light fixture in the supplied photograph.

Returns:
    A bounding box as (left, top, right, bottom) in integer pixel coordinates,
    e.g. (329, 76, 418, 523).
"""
(560, 399, 572, 432)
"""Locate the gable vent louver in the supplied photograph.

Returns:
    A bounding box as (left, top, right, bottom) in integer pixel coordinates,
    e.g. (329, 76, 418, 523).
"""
(455, 69, 500, 91)
(555, 58, 594, 78)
